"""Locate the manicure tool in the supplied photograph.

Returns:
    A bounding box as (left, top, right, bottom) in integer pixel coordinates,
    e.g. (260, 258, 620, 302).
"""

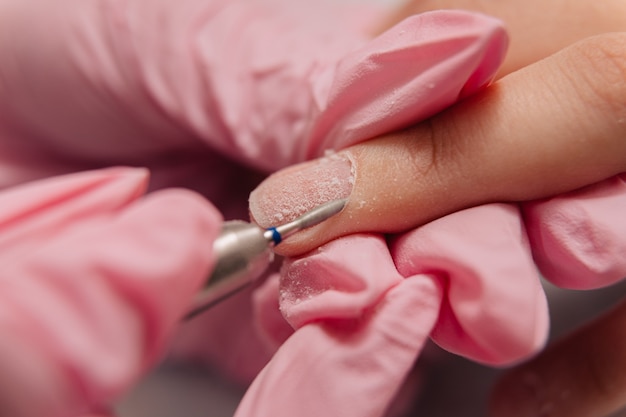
(186, 199, 347, 318)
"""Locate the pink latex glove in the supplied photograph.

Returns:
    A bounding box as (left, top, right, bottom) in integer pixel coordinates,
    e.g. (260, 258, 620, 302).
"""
(0, 0, 494, 184)
(0, 167, 221, 417)
(242, 204, 547, 417)
(523, 175, 626, 291)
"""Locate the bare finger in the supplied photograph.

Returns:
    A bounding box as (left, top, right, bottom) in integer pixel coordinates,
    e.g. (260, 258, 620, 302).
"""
(490, 295, 626, 417)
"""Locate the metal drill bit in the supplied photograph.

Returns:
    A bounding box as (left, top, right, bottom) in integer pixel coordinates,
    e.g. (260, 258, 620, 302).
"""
(186, 198, 348, 318)
(263, 198, 348, 245)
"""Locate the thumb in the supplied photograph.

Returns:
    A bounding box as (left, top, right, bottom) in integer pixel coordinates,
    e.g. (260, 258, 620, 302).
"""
(0, 170, 222, 416)
(249, 33, 626, 256)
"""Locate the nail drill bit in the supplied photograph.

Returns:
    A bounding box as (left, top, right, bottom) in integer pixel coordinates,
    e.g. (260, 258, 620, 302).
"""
(186, 199, 347, 318)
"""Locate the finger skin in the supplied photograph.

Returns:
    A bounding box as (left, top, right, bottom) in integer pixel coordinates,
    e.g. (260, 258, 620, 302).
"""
(378, 0, 626, 76)
(255, 33, 626, 256)
(490, 297, 626, 417)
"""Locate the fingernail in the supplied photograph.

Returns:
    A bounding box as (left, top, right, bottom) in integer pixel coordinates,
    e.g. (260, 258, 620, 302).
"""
(249, 152, 354, 227)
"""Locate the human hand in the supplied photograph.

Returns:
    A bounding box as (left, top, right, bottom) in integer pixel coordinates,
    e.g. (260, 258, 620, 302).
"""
(247, 1, 626, 416)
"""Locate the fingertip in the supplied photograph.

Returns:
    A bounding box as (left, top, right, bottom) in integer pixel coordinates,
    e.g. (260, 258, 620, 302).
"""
(250, 153, 354, 227)
(305, 9, 509, 158)
(392, 204, 549, 365)
(249, 152, 356, 255)
(118, 188, 224, 290)
(279, 233, 402, 328)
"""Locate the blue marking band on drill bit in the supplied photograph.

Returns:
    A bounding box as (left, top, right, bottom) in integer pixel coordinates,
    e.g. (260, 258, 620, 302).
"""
(267, 227, 282, 245)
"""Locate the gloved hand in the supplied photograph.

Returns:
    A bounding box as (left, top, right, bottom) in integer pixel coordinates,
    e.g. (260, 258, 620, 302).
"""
(0, 167, 221, 417)
(242, 203, 548, 417)
(0, 0, 501, 185)
(0, 0, 510, 414)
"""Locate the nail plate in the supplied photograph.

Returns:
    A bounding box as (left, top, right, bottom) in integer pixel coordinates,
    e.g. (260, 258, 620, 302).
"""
(249, 152, 354, 228)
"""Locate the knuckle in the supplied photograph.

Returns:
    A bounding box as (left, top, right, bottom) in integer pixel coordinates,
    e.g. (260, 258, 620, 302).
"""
(421, 115, 465, 179)
(558, 33, 626, 164)
(565, 33, 626, 117)
(399, 121, 439, 181)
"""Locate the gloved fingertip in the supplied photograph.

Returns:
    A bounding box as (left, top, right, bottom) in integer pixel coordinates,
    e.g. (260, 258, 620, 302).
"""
(77, 166, 151, 209)
(304, 9, 509, 157)
(2, 167, 149, 210)
(235, 277, 440, 417)
(524, 175, 626, 289)
(108, 189, 223, 326)
(458, 15, 509, 97)
(393, 204, 549, 365)
(0, 167, 154, 258)
(279, 234, 402, 329)
(0, 187, 223, 417)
